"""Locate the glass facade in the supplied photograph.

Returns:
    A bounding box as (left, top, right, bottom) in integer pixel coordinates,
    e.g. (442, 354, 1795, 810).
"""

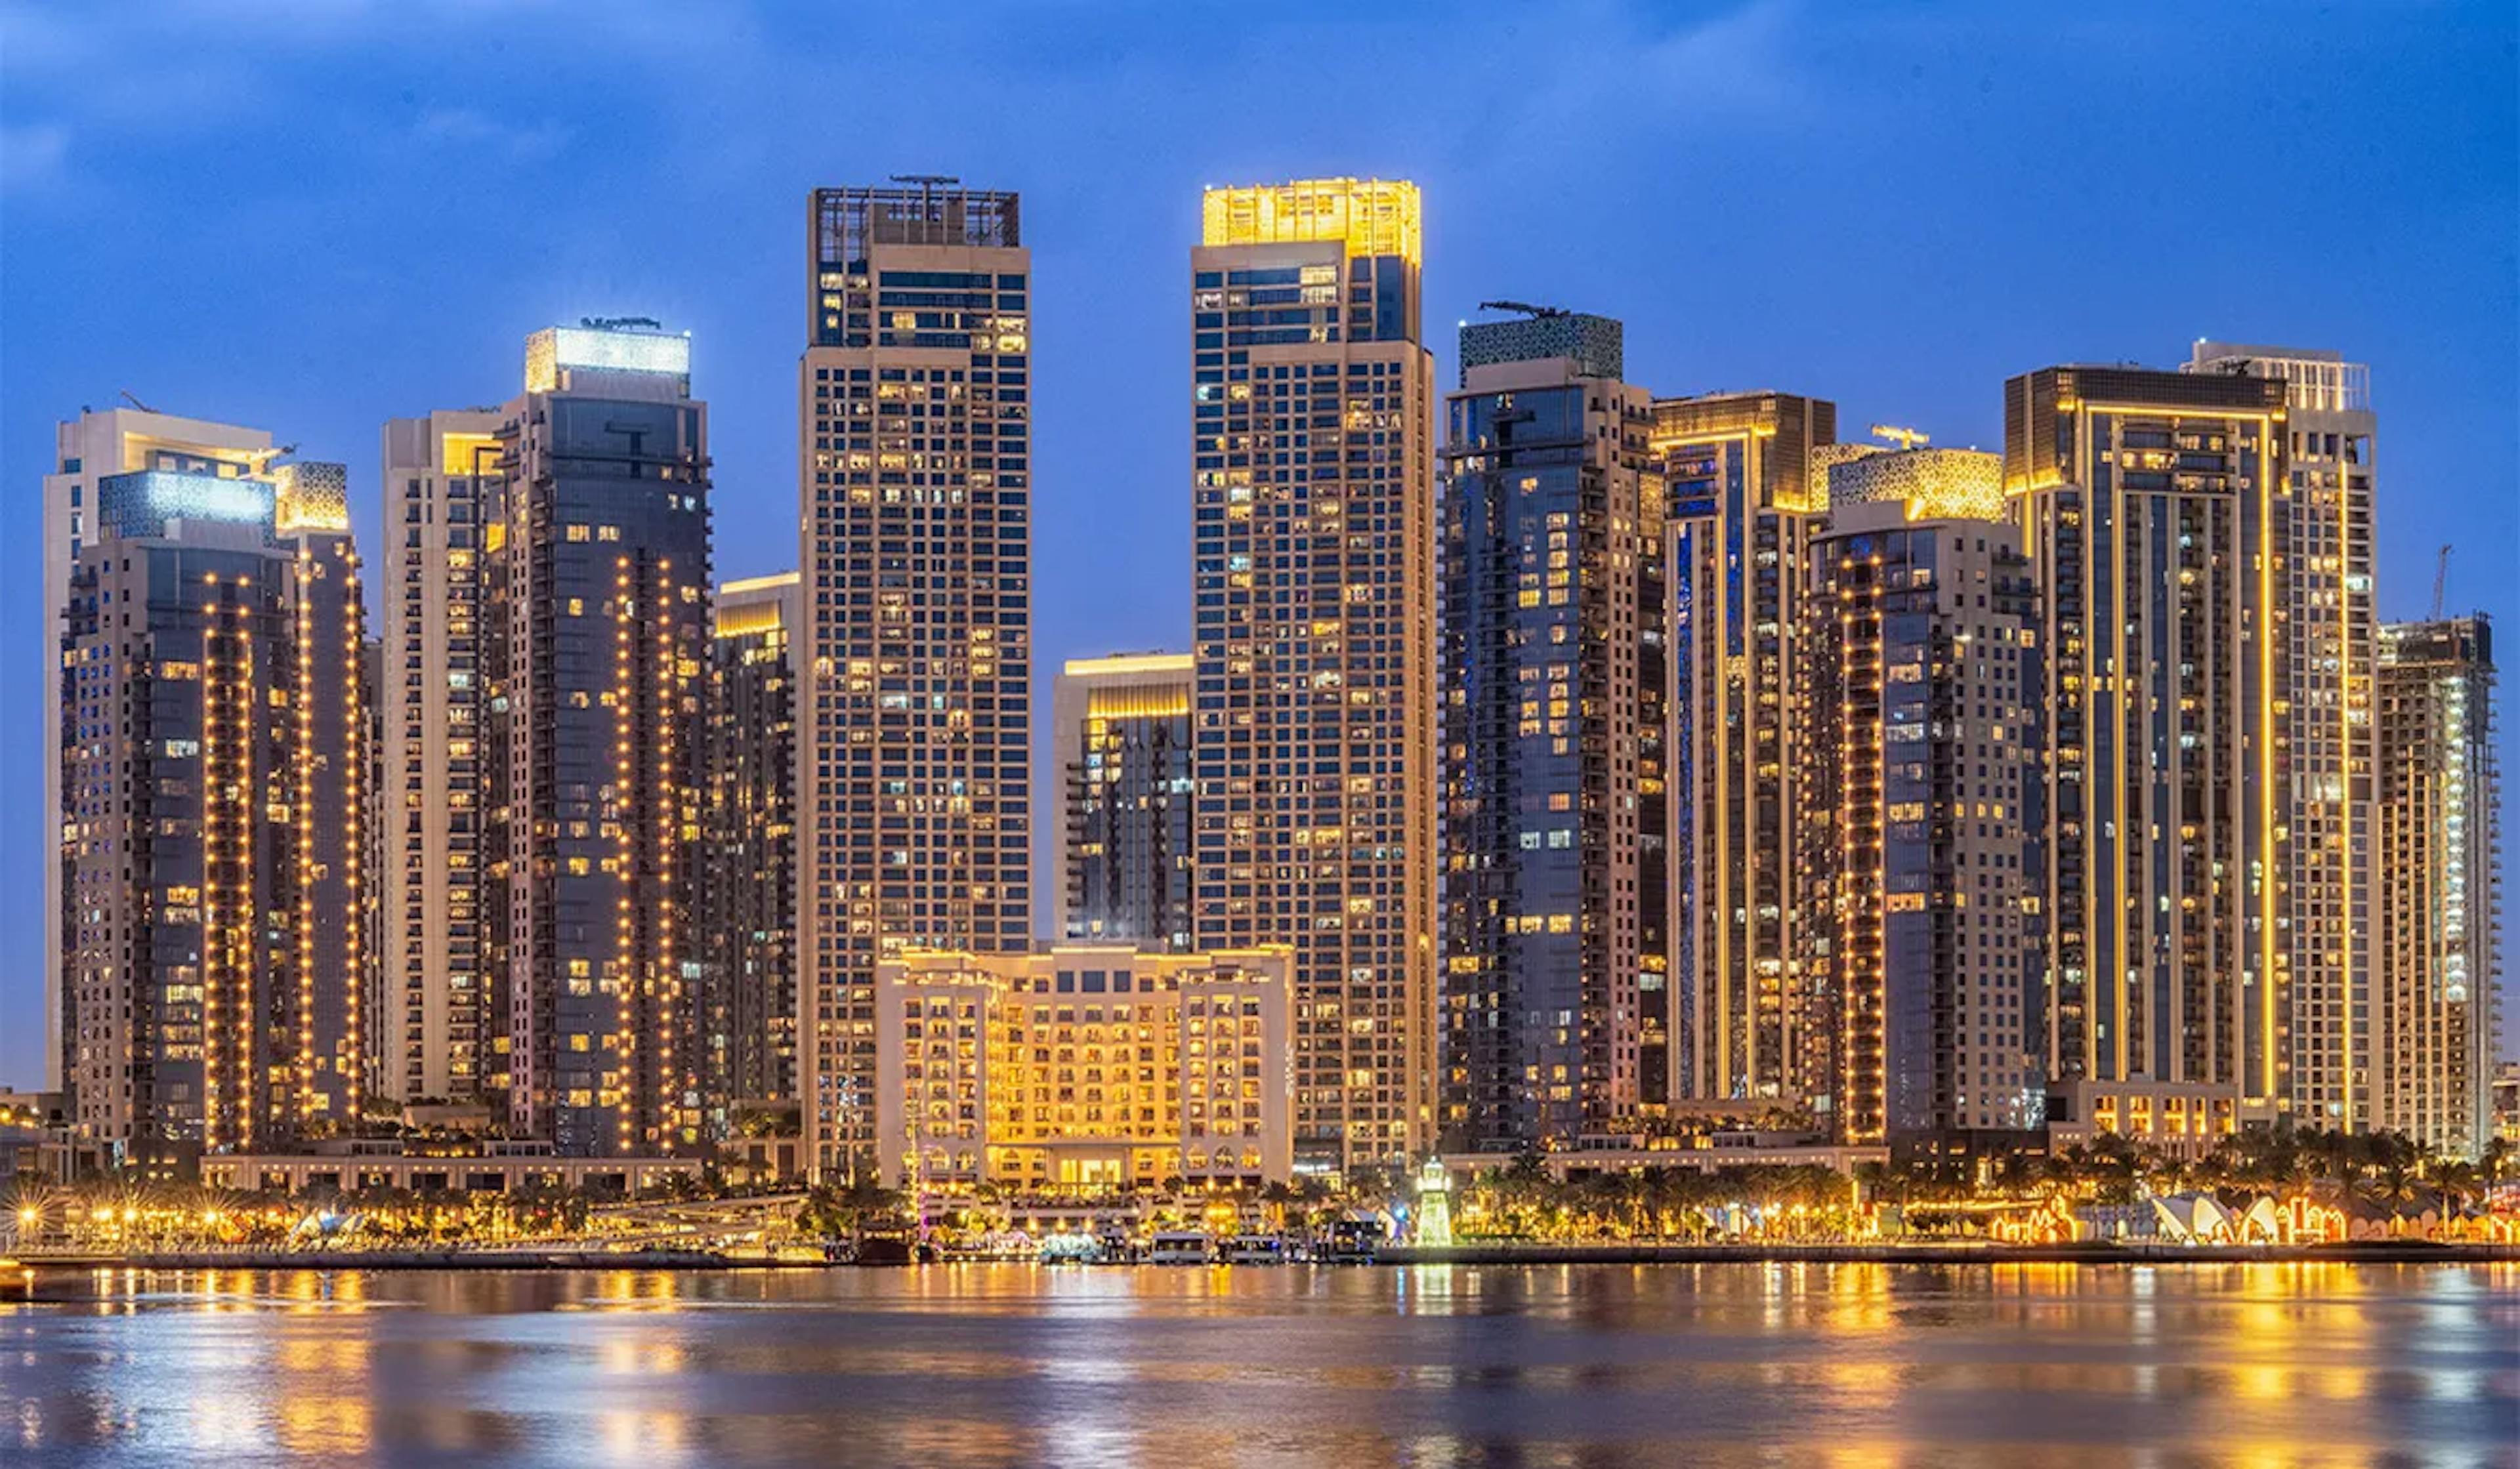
(1053, 654, 1195, 951)
(702, 575, 802, 1125)
(2006, 365, 2288, 1143)
(1438, 323, 1655, 1152)
(61, 465, 368, 1170)
(1656, 392, 1838, 1112)
(491, 336, 713, 1158)
(2375, 616, 2500, 1159)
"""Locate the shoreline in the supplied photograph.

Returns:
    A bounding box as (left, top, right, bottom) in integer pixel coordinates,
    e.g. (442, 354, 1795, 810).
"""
(1378, 1240, 2520, 1266)
(4, 1239, 2512, 1278)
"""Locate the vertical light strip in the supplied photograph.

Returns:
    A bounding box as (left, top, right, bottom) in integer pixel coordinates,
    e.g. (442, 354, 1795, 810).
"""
(2257, 413, 2281, 1107)
(343, 541, 364, 1123)
(200, 579, 225, 1153)
(615, 552, 637, 1155)
(655, 558, 679, 1153)
(297, 547, 317, 1131)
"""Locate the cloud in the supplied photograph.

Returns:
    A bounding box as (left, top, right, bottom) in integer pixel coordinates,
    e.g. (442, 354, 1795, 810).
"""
(0, 123, 70, 194)
(1629, 0, 1809, 115)
(415, 107, 572, 164)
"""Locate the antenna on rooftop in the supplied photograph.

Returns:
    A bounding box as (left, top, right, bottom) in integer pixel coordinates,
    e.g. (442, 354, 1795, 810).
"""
(891, 173, 961, 215)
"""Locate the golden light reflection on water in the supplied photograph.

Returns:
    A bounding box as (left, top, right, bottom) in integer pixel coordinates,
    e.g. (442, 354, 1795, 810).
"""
(1, 1262, 2510, 1466)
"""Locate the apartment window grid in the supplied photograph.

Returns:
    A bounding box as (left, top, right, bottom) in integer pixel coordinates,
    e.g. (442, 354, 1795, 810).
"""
(801, 194, 1032, 1180)
(1188, 223, 1434, 1167)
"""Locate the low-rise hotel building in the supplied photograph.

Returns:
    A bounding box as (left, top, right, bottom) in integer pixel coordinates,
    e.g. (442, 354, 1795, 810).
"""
(873, 944, 1293, 1191)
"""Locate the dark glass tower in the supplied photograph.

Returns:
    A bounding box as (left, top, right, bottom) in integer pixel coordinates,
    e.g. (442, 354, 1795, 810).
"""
(492, 322, 713, 1157)
(702, 573, 801, 1128)
(1438, 312, 1655, 1152)
(61, 459, 368, 1174)
(1051, 653, 1194, 950)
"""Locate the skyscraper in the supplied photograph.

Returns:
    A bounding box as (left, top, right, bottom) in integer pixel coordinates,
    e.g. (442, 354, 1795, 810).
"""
(2005, 364, 2289, 1148)
(1050, 653, 1195, 950)
(380, 407, 504, 1109)
(1656, 390, 1838, 1111)
(2375, 615, 2500, 1159)
(273, 461, 371, 1137)
(1437, 310, 1655, 1153)
(491, 321, 712, 1157)
(2189, 342, 2378, 1132)
(45, 408, 275, 1096)
(361, 636, 388, 1103)
(1796, 477, 2044, 1148)
(60, 456, 368, 1172)
(702, 573, 802, 1125)
(1191, 178, 1436, 1169)
(799, 183, 1033, 1180)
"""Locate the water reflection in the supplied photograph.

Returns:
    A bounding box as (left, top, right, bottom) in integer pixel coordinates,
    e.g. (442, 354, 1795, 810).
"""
(0, 1263, 2511, 1466)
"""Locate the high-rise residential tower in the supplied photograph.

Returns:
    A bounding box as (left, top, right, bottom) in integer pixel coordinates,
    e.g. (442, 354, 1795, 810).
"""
(2188, 342, 2378, 1132)
(46, 409, 274, 1096)
(1050, 653, 1195, 950)
(272, 461, 371, 1136)
(2375, 616, 2499, 1159)
(490, 321, 713, 1157)
(60, 457, 368, 1172)
(1796, 472, 2045, 1148)
(702, 573, 803, 1125)
(799, 184, 1033, 1180)
(1191, 178, 1437, 1170)
(1437, 310, 1655, 1153)
(2005, 364, 2289, 1148)
(380, 407, 505, 1108)
(361, 636, 388, 1102)
(1656, 390, 1838, 1112)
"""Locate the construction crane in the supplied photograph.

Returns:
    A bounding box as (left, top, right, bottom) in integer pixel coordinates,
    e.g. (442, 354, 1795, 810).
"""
(1478, 300, 1566, 319)
(1868, 423, 1930, 451)
(2431, 544, 2452, 619)
(118, 388, 158, 414)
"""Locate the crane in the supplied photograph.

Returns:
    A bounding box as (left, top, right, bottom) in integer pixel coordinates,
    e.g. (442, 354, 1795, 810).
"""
(1868, 423, 1930, 451)
(118, 388, 158, 414)
(2431, 544, 2451, 619)
(1477, 300, 1566, 319)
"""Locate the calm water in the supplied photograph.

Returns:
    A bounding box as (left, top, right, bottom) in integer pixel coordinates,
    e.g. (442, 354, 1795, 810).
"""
(1, 1262, 2513, 1467)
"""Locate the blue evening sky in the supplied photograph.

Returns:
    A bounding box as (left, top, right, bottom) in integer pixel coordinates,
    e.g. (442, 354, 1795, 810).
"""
(3, 1, 2513, 1086)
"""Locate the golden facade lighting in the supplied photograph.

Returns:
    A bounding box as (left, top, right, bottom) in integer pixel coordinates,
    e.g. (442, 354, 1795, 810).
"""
(1200, 178, 1421, 264)
(2005, 364, 2287, 1146)
(1190, 177, 1435, 1168)
(1654, 390, 1839, 1110)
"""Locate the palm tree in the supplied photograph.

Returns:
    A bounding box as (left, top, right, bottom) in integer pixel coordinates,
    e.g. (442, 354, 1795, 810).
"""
(2479, 1136, 2513, 1189)
(2429, 1160, 2481, 1218)
(799, 1176, 906, 1247)
(2362, 1156, 2420, 1213)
